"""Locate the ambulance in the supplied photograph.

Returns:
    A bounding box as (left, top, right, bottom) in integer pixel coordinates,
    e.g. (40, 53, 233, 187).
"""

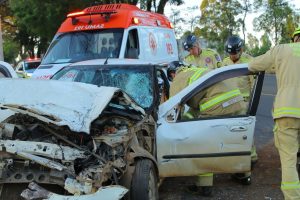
(32, 3, 179, 79)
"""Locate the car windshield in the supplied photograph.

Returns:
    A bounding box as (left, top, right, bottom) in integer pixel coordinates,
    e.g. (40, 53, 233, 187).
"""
(52, 65, 154, 109)
(25, 61, 41, 70)
(42, 29, 124, 65)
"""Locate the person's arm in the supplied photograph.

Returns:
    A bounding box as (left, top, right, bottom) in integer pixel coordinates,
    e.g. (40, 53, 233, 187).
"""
(248, 46, 278, 72)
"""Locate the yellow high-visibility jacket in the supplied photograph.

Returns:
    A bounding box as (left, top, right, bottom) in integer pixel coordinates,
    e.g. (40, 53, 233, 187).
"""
(170, 67, 246, 117)
(249, 43, 300, 119)
(184, 49, 223, 69)
(223, 53, 253, 98)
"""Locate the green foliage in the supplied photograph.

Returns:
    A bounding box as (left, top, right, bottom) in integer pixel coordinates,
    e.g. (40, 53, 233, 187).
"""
(253, 0, 299, 44)
(3, 38, 19, 64)
(246, 32, 272, 56)
(199, 0, 244, 54)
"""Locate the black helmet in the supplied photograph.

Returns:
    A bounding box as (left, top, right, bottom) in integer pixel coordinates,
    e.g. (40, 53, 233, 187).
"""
(167, 61, 180, 81)
(183, 35, 197, 51)
(225, 35, 243, 54)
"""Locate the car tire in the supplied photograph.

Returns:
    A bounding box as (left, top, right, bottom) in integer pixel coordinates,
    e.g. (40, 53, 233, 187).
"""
(130, 159, 158, 200)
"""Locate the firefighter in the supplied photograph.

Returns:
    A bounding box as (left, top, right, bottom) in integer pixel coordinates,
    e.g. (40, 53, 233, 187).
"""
(248, 28, 300, 200)
(223, 35, 258, 167)
(183, 35, 223, 69)
(224, 35, 253, 100)
(170, 66, 247, 196)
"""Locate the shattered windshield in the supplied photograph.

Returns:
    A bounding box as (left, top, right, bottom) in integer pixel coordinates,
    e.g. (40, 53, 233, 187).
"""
(52, 65, 154, 109)
(42, 29, 124, 65)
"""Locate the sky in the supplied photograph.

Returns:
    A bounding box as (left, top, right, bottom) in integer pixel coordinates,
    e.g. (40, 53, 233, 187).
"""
(164, 0, 300, 42)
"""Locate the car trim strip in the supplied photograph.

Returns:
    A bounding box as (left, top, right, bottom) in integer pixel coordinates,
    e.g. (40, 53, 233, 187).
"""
(162, 151, 251, 159)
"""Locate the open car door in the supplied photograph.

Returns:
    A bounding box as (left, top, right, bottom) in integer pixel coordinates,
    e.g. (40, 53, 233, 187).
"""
(156, 64, 264, 177)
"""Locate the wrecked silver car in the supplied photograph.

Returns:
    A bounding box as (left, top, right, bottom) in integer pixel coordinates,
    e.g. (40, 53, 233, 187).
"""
(0, 63, 160, 199)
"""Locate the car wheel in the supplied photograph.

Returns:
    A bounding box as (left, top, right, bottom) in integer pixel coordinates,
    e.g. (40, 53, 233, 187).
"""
(130, 159, 158, 200)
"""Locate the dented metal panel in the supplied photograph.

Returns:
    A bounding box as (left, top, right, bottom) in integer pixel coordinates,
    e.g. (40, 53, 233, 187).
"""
(21, 182, 127, 200)
(0, 140, 86, 160)
(0, 79, 144, 133)
(157, 115, 255, 177)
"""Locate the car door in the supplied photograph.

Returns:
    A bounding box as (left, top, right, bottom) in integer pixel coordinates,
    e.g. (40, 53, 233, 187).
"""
(157, 65, 264, 177)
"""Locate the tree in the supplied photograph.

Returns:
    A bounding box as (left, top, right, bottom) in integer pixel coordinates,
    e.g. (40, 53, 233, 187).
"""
(259, 32, 272, 55)
(185, 6, 200, 33)
(246, 33, 260, 56)
(239, 0, 252, 42)
(3, 38, 18, 63)
(169, 8, 186, 37)
(199, 0, 244, 53)
(253, 0, 298, 44)
(246, 32, 272, 57)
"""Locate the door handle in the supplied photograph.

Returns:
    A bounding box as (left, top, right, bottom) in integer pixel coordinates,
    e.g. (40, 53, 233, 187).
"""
(230, 126, 247, 132)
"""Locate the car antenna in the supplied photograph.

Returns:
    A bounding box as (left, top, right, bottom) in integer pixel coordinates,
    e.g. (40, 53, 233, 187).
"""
(104, 55, 109, 65)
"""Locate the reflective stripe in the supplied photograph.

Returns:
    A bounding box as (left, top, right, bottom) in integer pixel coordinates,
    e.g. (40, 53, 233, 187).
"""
(281, 181, 300, 190)
(198, 173, 213, 177)
(183, 112, 194, 119)
(273, 107, 300, 118)
(241, 92, 250, 98)
(182, 67, 198, 73)
(188, 68, 208, 85)
(200, 89, 241, 111)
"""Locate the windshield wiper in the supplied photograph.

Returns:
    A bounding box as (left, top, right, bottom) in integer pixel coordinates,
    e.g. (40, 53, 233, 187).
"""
(104, 55, 109, 65)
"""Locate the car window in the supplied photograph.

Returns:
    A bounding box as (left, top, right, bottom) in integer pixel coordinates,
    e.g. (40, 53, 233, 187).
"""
(176, 74, 256, 121)
(16, 62, 23, 71)
(53, 65, 154, 109)
(156, 69, 170, 104)
(56, 69, 80, 82)
(24, 61, 40, 70)
(42, 29, 124, 64)
(125, 29, 139, 59)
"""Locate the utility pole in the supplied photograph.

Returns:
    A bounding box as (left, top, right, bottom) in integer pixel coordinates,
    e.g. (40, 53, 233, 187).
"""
(0, 15, 3, 61)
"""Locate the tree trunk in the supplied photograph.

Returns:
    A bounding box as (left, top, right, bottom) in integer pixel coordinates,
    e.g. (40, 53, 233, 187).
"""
(0, 16, 4, 61)
(157, 0, 168, 14)
(146, 0, 152, 11)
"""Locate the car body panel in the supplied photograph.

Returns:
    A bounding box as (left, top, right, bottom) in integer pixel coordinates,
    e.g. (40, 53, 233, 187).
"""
(21, 182, 128, 200)
(0, 61, 18, 78)
(15, 59, 41, 78)
(0, 78, 144, 133)
(32, 4, 178, 80)
(157, 64, 264, 177)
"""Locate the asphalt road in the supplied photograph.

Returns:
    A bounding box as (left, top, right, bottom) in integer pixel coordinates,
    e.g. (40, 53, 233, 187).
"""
(159, 74, 284, 200)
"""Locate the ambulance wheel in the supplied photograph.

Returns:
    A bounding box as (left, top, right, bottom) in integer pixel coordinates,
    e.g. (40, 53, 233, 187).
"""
(130, 159, 158, 200)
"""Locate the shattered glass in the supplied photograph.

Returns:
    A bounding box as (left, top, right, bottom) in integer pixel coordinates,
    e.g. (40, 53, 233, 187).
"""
(94, 69, 153, 108)
(53, 66, 154, 109)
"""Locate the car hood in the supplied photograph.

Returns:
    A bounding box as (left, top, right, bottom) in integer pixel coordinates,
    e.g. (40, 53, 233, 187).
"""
(0, 79, 145, 134)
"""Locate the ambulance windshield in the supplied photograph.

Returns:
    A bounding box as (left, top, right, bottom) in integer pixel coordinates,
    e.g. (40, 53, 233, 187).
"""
(42, 29, 124, 65)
